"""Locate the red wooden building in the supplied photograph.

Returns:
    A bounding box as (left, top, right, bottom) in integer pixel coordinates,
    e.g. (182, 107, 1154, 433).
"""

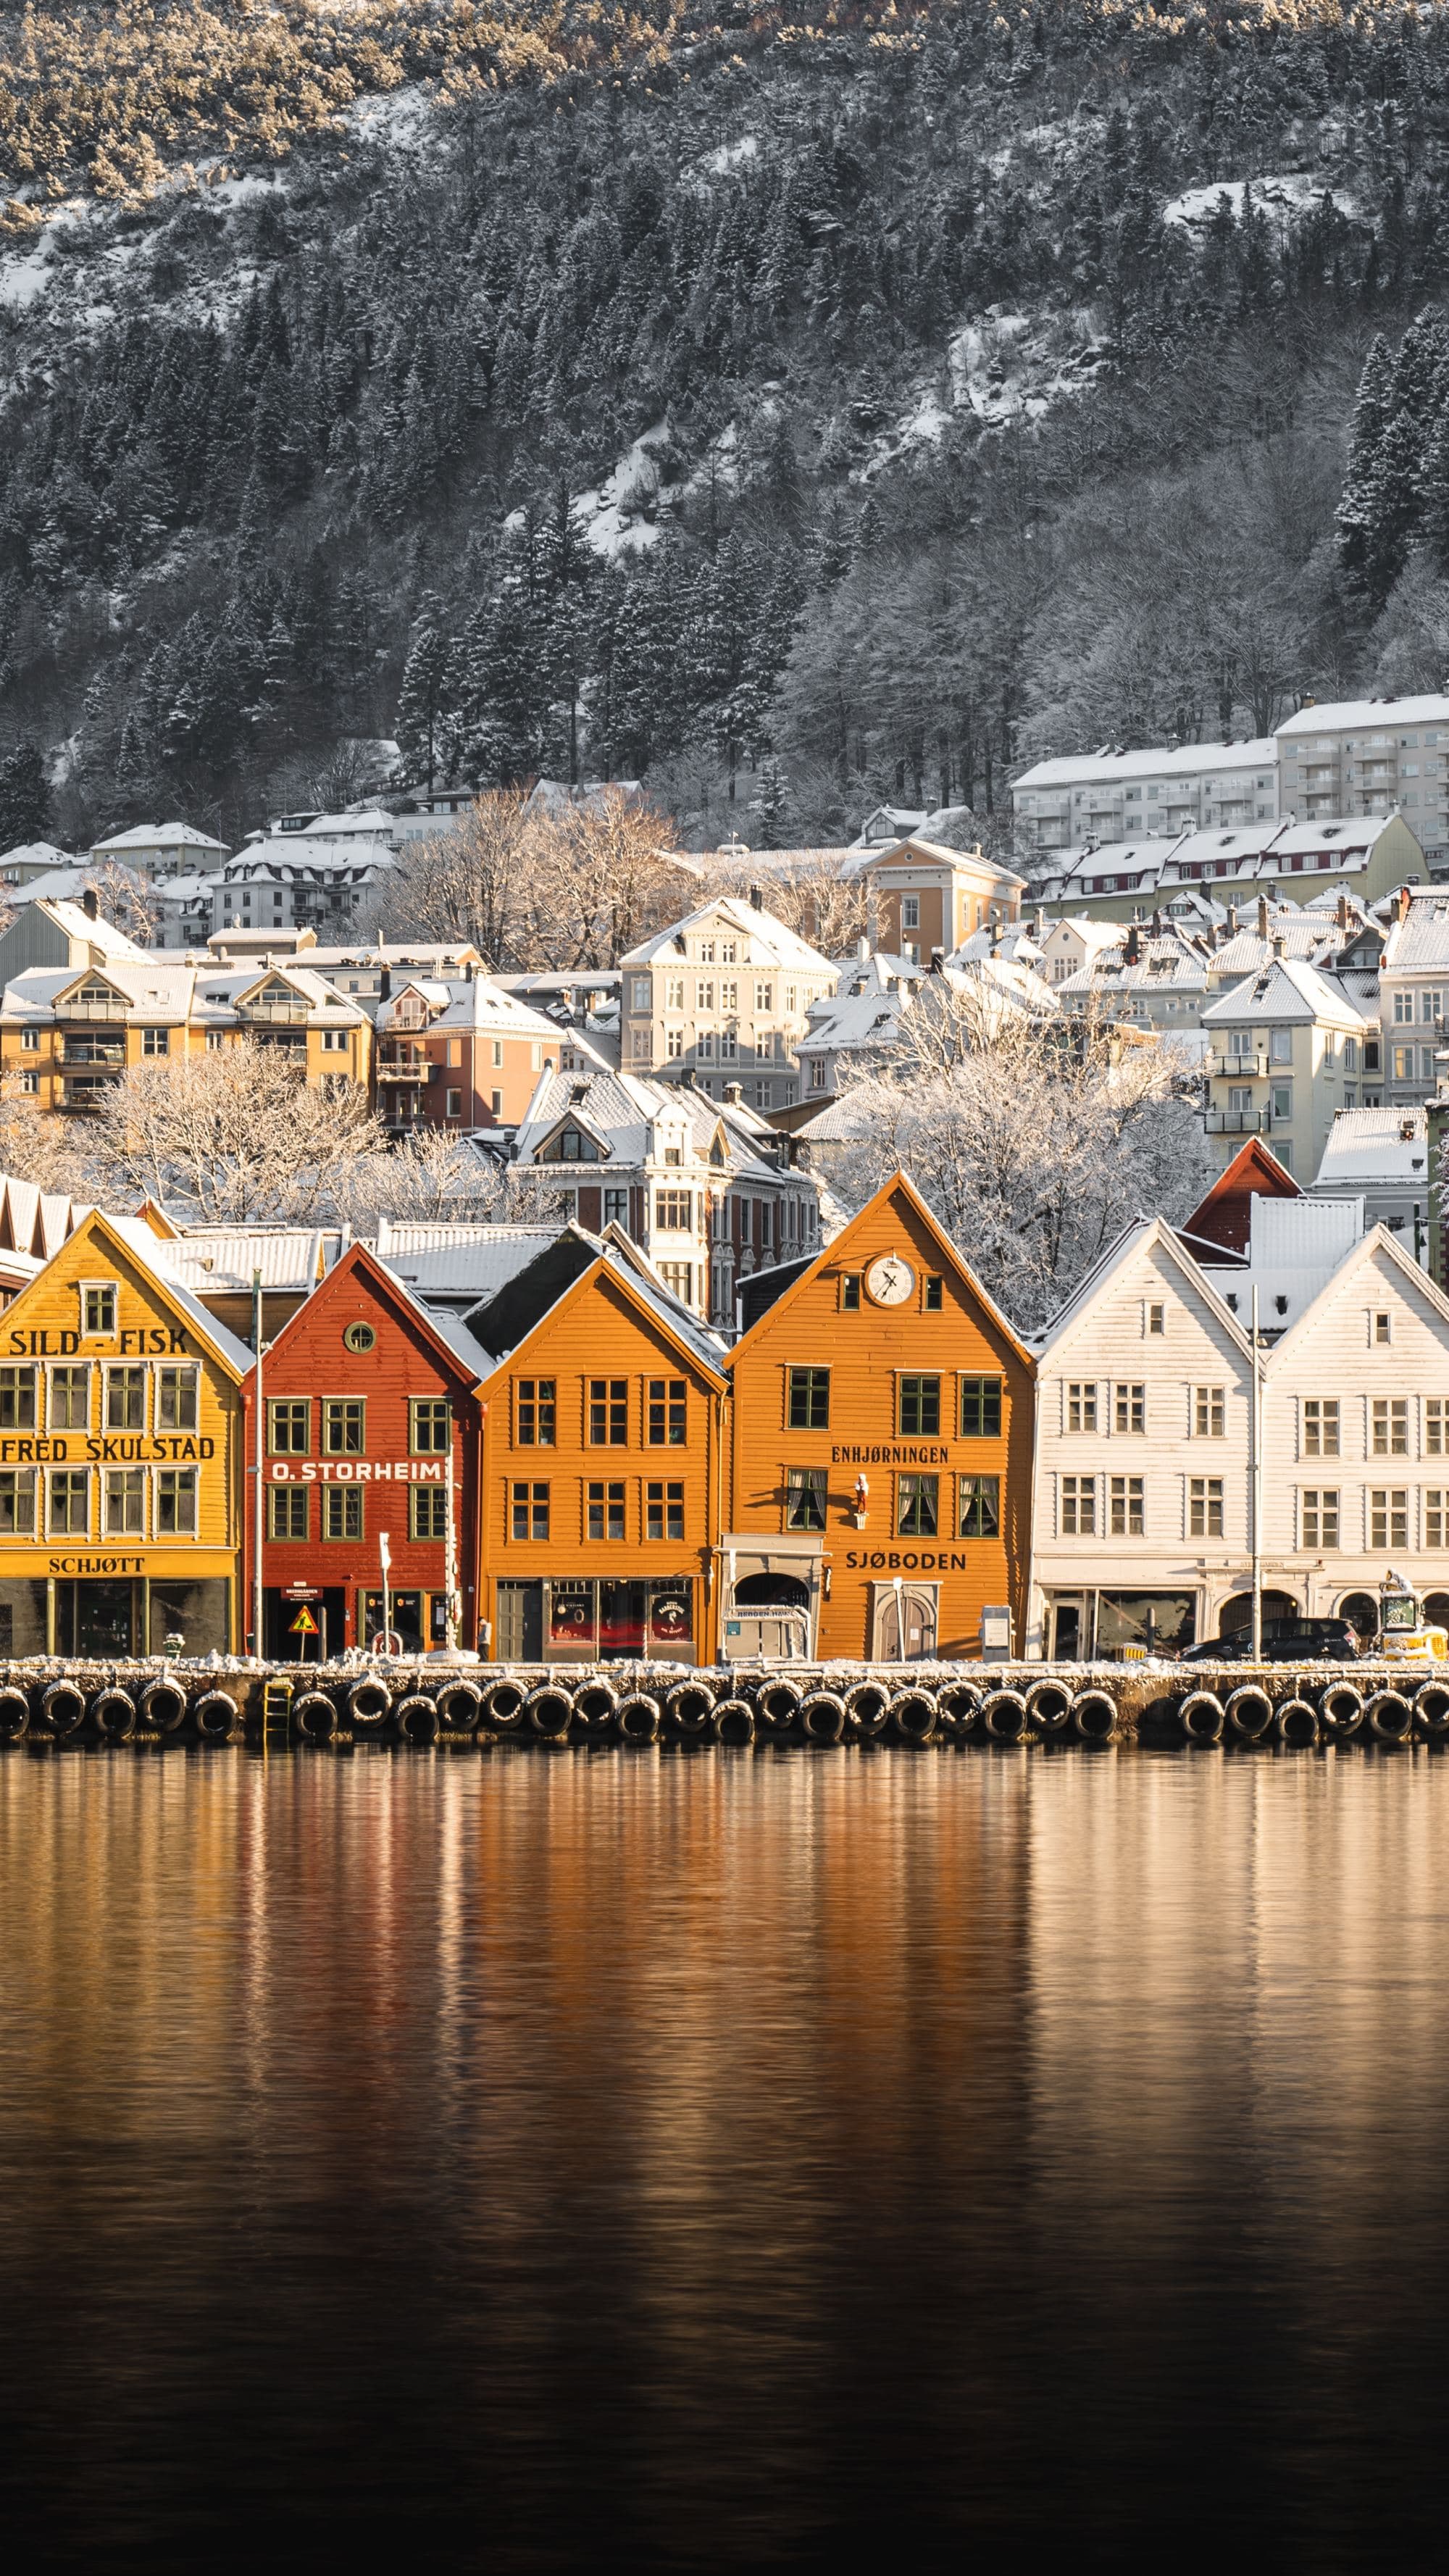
(1175, 1136, 1300, 1262)
(241, 1243, 489, 1659)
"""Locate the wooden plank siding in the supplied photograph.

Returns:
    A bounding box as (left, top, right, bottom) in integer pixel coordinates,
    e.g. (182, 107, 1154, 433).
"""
(477, 1262, 727, 1666)
(241, 1243, 485, 1661)
(726, 1176, 1035, 1659)
(0, 1208, 248, 1657)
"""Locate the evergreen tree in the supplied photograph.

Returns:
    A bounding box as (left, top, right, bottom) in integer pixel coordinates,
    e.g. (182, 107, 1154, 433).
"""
(395, 610, 456, 791)
(0, 741, 50, 849)
(1336, 333, 1395, 586)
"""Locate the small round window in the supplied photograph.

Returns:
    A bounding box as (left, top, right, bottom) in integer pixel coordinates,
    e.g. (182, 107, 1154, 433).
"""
(343, 1321, 377, 1354)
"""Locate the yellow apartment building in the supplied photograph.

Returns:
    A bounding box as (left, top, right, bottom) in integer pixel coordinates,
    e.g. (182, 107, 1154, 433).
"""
(0, 956, 372, 1111)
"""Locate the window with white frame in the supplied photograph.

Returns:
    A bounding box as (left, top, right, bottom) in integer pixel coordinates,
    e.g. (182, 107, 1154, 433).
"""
(1060, 1475, 1095, 1535)
(1188, 1476, 1224, 1538)
(1303, 1398, 1340, 1456)
(1300, 1487, 1340, 1548)
(1372, 1397, 1408, 1456)
(1427, 1399, 1448, 1456)
(1195, 1386, 1225, 1438)
(1370, 1488, 1409, 1550)
(1066, 1383, 1096, 1433)
(1374, 1312, 1393, 1344)
(1427, 1490, 1447, 1547)
(1110, 1475, 1145, 1537)
(1114, 1383, 1145, 1433)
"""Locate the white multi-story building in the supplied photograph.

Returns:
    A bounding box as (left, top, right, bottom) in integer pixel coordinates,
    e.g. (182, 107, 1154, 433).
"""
(1276, 693, 1449, 856)
(1200, 954, 1373, 1177)
(1012, 740, 1278, 855)
(617, 894, 838, 1111)
(1028, 1192, 1449, 1654)
(89, 821, 231, 879)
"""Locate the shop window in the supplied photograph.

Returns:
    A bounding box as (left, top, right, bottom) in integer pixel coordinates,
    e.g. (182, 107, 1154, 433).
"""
(511, 1482, 550, 1540)
(269, 1486, 309, 1540)
(106, 1366, 146, 1431)
(515, 1380, 555, 1446)
(157, 1365, 199, 1433)
(410, 1488, 447, 1541)
(104, 1469, 145, 1535)
(156, 1473, 196, 1525)
(323, 1488, 364, 1541)
(787, 1367, 830, 1430)
(49, 1365, 90, 1431)
(588, 1379, 628, 1446)
(961, 1375, 1003, 1437)
(410, 1399, 451, 1455)
(898, 1375, 940, 1437)
(785, 1468, 827, 1532)
(587, 1480, 626, 1540)
(0, 1467, 36, 1533)
(0, 1365, 36, 1430)
(959, 1475, 1000, 1538)
(322, 1399, 365, 1454)
(48, 1467, 90, 1535)
(269, 1399, 310, 1455)
(646, 1378, 686, 1446)
(646, 1480, 684, 1540)
(896, 1473, 938, 1536)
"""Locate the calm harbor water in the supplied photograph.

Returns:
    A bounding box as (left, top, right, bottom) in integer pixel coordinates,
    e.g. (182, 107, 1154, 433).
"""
(3, 1744, 1449, 2570)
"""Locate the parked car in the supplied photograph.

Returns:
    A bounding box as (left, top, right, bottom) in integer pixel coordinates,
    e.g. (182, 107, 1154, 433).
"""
(1178, 1618, 1361, 1665)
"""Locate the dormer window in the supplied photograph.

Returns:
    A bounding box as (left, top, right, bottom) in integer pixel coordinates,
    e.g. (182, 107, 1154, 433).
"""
(559, 1127, 598, 1163)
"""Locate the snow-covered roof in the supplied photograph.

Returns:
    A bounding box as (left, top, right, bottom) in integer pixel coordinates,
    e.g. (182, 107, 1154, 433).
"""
(4, 866, 92, 905)
(34, 899, 147, 957)
(0, 841, 74, 875)
(93, 821, 229, 854)
(1382, 895, 1449, 972)
(221, 838, 396, 878)
(1015, 738, 1276, 791)
(102, 1216, 259, 1374)
(788, 1096, 872, 1144)
(1277, 694, 1449, 738)
(1058, 941, 1207, 998)
(253, 808, 398, 843)
(376, 976, 566, 1043)
(1314, 1106, 1429, 1188)
(1200, 957, 1372, 1029)
(619, 893, 836, 974)
(1206, 919, 1339, 979)
(151, 1231, 336, 1293)
(372, 1225, 561, 1306)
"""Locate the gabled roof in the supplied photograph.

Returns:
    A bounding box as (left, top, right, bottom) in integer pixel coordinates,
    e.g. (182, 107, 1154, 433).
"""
(78, 1214, 258, 1375)
(1033, 1213, 1253, 1359)
(372, 1226, 561, 1306)
(37, 901, 146, 959)
(728, 1171, 1034, 1369)
(93, 820, 229, 854)
(1264, 1219, 1449, 1361)
(1177, 1136, 1299, 1260)
(618, 893, 836, 974)
(472, 1232, 727, 1388)
(254, 1240, 493, 1384)
(850, 834, 1026, 887)
(1200, 956, 1371, 1028)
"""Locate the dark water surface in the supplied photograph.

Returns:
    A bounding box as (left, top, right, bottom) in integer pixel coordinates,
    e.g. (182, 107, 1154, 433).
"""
(4, 1746, 1449, 2571)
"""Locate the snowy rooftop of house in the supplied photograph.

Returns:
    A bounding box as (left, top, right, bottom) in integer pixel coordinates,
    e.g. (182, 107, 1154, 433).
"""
(796, 985, 911, 1058)
(1014, 738, 1276, 791)
(1313, 1107, 1430, 1190)
(5, 865, 93, 905)
(1201, 957, 1371, 1028)
(1039, 914, 1135, 954)
(619, 893, 837, 974)
(372, 1226, 563, 1307)
(788, 1096, 871, 1144)
(93, 822, 229, 853)
(221, 838, 396, 877)
(1381, 895, 1449, 971)
(1058, 943, 1208, 996)
(1277, 695, 1449, 738)
(0, 841, 75, 876)
(1206, 919, 1340, 978)
(849, 834, 1026, 887)
(103, 1217, 259, 1374)
(151, 1231, 340, 1293)
(376, 978, 568, 1043)
(251, 808, 399, 842)
(950, 924, 1044, 966)
(1199, 1193, 1366, 1325)
(33, 900, 147, 958)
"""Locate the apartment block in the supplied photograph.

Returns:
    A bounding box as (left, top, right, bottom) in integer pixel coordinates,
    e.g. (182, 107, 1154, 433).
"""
(1013, 741, 1278, 855)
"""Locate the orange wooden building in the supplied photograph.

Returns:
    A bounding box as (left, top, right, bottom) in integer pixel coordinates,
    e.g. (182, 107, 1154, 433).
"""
(469, 1234, 729, 1664)
(723, 1175, 1035, 1660)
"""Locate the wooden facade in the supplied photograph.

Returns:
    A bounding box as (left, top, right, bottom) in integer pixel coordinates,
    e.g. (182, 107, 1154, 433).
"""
(241, 1243, 487, 1660)
(476, 1254, 727, 1666)
(724, 1176, 1035, 1660)
(0, 1208, 250, 1658)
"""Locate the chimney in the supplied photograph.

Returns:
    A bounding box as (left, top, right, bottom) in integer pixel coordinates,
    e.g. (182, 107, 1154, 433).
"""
(1227, 903, 1238, 933)
(1337, 892, 1350, 931)
(81, 886, 98, 922)
(1256, 893, 1269, 938)
(856, 934, 869, 962)
(379, 965, 391, 1001)
(930, 946, 945, 973)
(1124, 922, 1140, 965)
(724, 1080, 744, 1105)
(1271, 934, 1286, 959)
(748, 883, 764, 911)
(1151, 907, 1162, 936)
(1399, 883, 1413, 922)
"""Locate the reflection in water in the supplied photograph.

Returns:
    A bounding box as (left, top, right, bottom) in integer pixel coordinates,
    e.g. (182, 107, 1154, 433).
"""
(1, 1748, 1448, 2568)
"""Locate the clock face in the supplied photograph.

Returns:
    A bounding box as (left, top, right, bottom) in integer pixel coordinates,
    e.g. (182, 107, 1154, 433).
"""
(865, 1254, 915, 1308)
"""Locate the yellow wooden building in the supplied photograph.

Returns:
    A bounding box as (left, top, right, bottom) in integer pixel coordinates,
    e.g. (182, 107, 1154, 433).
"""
(0, 956, 372, 1114)
(0, 1208, 252, 1659)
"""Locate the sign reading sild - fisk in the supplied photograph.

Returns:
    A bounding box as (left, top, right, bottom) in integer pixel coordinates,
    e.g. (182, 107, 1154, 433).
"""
(0, 1212, 251, 1659)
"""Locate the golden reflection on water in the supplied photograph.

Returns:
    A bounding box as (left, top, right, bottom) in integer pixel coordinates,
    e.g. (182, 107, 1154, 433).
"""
(2, 1745, 1449, 2568)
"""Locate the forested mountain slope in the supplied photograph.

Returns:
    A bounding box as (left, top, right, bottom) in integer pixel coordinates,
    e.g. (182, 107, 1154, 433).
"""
(1, 1, 1448, 851)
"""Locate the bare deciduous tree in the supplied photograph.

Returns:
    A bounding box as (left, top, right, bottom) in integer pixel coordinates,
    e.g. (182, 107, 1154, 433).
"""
(85, 1039, 386, 1224)
(0, 1085, 91, 1196)
(377, 788, 687, 970)
(85, 859, 161, 946)
(340, 1127, 565, 1233)
(830, 1012, 1210, 1330)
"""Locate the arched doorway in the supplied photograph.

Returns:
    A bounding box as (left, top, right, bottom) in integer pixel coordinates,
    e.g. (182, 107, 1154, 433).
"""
(1424, 1593, 1449, 1630)
(733, 1572, 811, 1611)
(1219, 1590, 1300, 1637)
(1338, 1591, 1379, 1645)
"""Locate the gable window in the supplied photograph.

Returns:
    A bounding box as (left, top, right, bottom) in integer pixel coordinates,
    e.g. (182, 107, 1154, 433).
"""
(559, 1127, 598, 1162)
(787, 1367, 830, 1430)
(588, 1379, 628, 1445)
(840, 1276, 861, 1310)
(1147, 1302, 1166, 1335)
(515, 1380, 555, 1447)
(410, 1399, 451, 1456)
(646, 1379, 686, 1446)
(82, 1284, 117, 1337)
(961, 1376, 1002, 1438)
(898, 1375, 940, 1437)
(1374, 1312, 1392, 1345)
(268, 1399, 310, 1456)
(924, 1275, 943, 1312)
(1066, 1382, 1096, 1434)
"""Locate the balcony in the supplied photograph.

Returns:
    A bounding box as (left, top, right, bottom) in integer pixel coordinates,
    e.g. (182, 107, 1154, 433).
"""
(377, 1047, 430, 1084)
(1206, 1109, 1264, 1134)
(62, 1035, 125, 1066)
(61, 1073, 120, 1113)
(1209, 1049, 1269, 1079)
